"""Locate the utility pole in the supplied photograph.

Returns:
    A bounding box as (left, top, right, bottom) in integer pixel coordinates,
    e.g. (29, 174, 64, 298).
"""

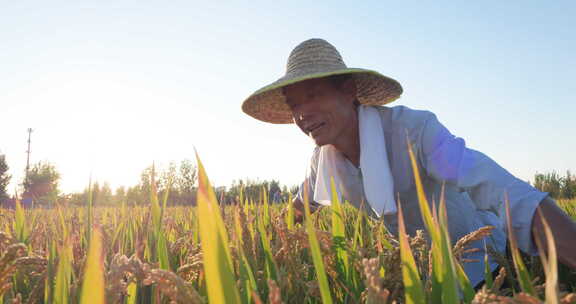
(25, 128, 32, 190)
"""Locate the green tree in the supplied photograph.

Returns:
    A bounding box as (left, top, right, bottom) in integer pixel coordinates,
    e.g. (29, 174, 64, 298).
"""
(561, 170, 575, 199)
(0, 154, 11, 202)
(126, 185, 142, 205)
(176, 159, 197, 205)
(91, 181, 101, 205)
(25, 161, 60, 205)
(115, 186, 126, 204)
(99, 182, 113, 205)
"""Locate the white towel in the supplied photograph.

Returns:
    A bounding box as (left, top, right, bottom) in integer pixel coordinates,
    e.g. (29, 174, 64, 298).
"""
(313, 105, 397, 216)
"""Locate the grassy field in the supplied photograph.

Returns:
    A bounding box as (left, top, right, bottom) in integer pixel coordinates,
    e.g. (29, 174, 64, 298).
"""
(0, 157, 575, 303)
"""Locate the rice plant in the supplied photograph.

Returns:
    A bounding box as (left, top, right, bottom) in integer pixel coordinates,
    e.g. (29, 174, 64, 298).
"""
(0, 154, 574, 303)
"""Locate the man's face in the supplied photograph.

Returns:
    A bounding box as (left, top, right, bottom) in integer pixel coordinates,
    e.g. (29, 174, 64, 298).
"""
(283, 77, 357, 146)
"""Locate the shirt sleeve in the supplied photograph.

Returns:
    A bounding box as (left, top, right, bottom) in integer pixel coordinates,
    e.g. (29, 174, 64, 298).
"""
(296, 146, 322, 208)
(419, 112, 548, 255)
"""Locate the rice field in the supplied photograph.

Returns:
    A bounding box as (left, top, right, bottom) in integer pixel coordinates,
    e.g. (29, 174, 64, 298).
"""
(0, 153, 575, 303)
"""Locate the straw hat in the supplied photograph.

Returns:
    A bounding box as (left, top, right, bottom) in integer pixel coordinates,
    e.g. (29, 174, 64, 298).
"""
(241, 38, 403, 124)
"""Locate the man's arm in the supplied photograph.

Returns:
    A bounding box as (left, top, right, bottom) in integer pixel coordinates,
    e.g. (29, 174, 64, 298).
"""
(532, 197, 576, 269)
(419, 112, 546, 255)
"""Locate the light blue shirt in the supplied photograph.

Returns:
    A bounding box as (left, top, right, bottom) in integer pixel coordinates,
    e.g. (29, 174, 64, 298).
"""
(297, 105, 547, 287)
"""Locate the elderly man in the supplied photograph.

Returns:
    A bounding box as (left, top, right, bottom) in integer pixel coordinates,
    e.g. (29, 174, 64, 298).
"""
(241, 38, 576, 288)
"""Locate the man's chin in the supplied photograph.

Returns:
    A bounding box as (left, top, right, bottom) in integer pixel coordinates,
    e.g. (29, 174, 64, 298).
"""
(311, 137, 328, 147)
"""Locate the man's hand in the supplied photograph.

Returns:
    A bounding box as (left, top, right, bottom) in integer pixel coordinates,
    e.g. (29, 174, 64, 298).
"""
(291, 197, 323, 224)
(531, 197, 576, 269)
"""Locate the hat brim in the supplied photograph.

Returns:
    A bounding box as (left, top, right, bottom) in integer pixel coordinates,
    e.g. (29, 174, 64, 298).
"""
(241, 68, 403, 124)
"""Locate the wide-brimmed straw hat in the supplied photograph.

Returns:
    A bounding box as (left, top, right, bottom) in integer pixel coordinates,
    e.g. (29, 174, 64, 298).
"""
(241, 38, 403, 124)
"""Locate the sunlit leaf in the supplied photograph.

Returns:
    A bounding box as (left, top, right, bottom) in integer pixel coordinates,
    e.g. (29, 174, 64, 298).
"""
(398, 203, 425, 304)
(195, 151, 241, 304)
(303, 180, 333, 304)
(80, 227, 105, 304)
(534, 208, 559, 304)
(505, 195, 536, 296)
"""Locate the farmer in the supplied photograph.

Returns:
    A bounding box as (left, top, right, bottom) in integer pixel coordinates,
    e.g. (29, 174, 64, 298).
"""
(241, 38, 576, 288)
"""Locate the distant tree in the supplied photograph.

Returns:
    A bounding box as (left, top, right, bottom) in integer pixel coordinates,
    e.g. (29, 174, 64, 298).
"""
(561, 170, 575, 199)
(99, 182, 113, 205)
(159, 162, 177, 204)
(176, 159, 197, 205)
(533, 170, 576, 199)
(115, 186, 126, 204)
(0, 154, 10, 202)
(91, 181, 101, 205)
(137, 165, 156, 203)
(126, 185, 142, 205)
(225, 178, 288, 205)
(25, 161, 60, 205)
(62, 192, 85, 206)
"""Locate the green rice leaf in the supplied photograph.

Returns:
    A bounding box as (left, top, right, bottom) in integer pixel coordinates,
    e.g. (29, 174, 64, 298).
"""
(234, 208, 258, 304)
(303, 181, 333, 304)
(438, 190, 462, 304)
(483, 242, 493, 290)
(257, 207, 277, 281)
(195, 151, 241, 304)
(330, 177, 349, 282)
(80, 227, 105, 304)
(455, 262, 475, 304)
(352, 201, 365, 251)
(157, 233, 171, 270)
(534, 208, 560, 304)
(14, 199, 29, 243)
(54, 240, 72, 304)
(504, 195, 536, 296)
(127, 282, 138, 304)
(286, 192, 294, 231)
(398, 203, 425, 304)
(407, 140, 445, 303)
(150, 164, 162, 232)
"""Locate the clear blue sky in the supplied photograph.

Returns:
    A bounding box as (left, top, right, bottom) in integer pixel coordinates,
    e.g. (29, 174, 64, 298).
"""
(1, 1, 575, 193)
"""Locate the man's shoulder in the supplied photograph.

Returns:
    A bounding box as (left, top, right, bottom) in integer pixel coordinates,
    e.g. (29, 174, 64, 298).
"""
(374, 105, 437, 129)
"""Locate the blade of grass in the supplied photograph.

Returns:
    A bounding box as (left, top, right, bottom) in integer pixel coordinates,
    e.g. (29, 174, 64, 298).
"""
(504, 194, 536, 296)
(534, 208, 559, 304)
(80, 227, 105, 304)
(150, 164, 161, 232)
(86, 177, 93, 247)
(330, 177, 350, 283)
(127, 282, 138, 304)
(407, 140, 446, 303)
(14, 198, 28, 244)
(54, 240, 72, 304)
(149, 164, 170, 271)
(262, 186, 270, 229)
(195, 151, 241, 304)
(352, 200, 365, 252)
(286, 192, 294, 231)
(44, 238, 56, 303)
(483, 241, 494, 290)
(257, 207, 278, 282)
(303, 180, 333, 304)
(438, 188, 465, 304)
(234, 208, 259, 304)
(398, 203, 425, 304)
(455, 262, 475, 304)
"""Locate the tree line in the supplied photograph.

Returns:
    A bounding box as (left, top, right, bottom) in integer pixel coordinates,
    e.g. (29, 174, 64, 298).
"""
(3, 153, 573, 207)
(0, 155, 295, 207)
(533, 170, 576, 200)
